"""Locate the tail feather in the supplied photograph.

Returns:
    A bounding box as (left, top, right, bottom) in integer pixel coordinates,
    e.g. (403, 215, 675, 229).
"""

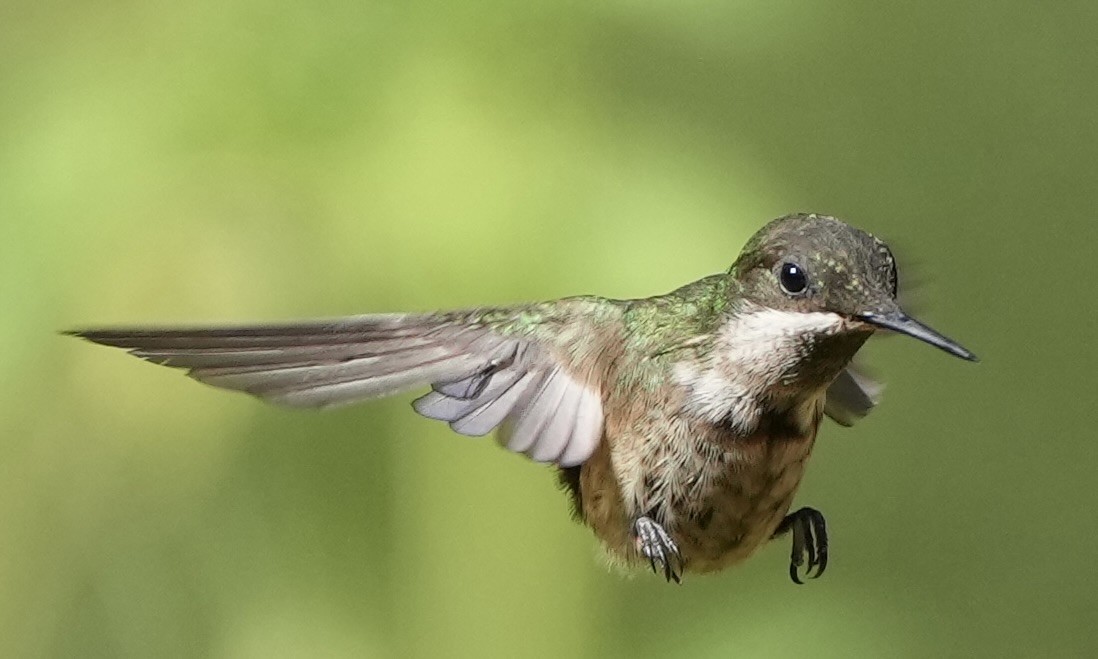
(824, 365, 883, 426)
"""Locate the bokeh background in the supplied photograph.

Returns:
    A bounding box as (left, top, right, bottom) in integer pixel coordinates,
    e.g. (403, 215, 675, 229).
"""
(3, 1, 1096, 657)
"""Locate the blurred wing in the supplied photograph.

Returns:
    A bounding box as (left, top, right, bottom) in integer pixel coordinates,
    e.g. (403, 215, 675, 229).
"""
(69, 306, 608, 467)
(824, 364, 883, 427)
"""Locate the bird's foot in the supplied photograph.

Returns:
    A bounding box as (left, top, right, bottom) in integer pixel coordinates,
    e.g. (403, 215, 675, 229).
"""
(633, 516, 684, 584)
(773, 507, 828, 584)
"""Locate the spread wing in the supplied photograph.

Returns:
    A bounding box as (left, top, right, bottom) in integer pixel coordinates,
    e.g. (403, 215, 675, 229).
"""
(68, 302, 612, 467)
(824, 364, 883, 427)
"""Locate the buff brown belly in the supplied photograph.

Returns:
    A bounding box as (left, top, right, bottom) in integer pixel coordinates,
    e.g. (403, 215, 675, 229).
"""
(576, 423, 818, 574)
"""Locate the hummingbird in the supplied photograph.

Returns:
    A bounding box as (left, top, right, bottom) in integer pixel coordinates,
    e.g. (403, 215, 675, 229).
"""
(69, 213, 976, 584)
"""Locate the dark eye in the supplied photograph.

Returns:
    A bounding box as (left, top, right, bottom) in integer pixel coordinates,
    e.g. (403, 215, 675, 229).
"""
(779, 262, 808, 295)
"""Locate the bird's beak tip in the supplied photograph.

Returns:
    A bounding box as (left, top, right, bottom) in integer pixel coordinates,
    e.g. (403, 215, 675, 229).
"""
(857, 310, 977, 363)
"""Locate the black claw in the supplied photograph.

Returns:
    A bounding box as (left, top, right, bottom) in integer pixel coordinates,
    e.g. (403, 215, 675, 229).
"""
(789, 561, 804, 585)
(805, 525, 818, 574)
(773, 507, 829, 584)
(809, 509, 828, 579)
(633, 516, 684, 584)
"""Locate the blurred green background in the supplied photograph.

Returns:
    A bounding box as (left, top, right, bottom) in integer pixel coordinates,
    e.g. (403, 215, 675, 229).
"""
(3, 1, 1096, 657)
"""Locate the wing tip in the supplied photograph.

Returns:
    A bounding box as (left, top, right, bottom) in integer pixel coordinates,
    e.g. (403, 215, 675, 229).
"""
(61, 329, 93, 341)
(61, 328, 146, 349)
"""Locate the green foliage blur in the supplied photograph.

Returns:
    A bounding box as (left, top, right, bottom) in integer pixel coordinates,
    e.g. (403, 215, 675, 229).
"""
(3, 1, 1096, 657)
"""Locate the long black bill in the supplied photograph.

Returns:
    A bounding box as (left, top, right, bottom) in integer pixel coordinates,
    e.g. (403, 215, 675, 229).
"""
(858, 311, 978, 362)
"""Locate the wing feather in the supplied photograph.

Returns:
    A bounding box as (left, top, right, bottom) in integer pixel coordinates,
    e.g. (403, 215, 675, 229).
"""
(558, 387, 602, 467)
(69, 303, 610, 466)
(446, 371, 539, 437)
(412, 367, 526, 429)
(265, 353, 487, 408)
(504, 368, 570, 454)
(528, 381, 584, 463)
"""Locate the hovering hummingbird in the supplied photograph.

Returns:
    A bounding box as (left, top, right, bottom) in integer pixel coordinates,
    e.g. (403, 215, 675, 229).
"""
(69, 213, 976, 584)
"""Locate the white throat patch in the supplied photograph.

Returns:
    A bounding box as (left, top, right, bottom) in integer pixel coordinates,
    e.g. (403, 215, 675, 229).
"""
(674, 304, 847, 431)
